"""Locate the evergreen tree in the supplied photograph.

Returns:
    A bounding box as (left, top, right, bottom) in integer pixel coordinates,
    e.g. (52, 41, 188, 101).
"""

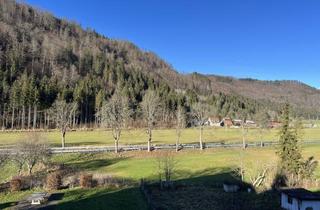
(277, 103, 302, 177)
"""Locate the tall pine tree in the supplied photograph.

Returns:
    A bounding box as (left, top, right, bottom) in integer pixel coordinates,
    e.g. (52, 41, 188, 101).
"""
(277, 103, 302, 177)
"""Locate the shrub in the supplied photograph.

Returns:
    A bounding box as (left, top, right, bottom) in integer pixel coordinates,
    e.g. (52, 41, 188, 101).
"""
(92, 173, 132, 188)
(80, 173, 93, 188)
(46, 172, 62, 191)
(10, 177, 22, 192)
(63, 175, 78, 188)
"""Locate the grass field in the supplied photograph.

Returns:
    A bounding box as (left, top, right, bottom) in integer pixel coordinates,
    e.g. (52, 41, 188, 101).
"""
(149, 185, 281, 210)
(1, 144, 320, 182)
(1, 145, 320, 209)
(1, 127, 320, 209)
(0, 187, 148, 210)
(0, 127, 320, 146)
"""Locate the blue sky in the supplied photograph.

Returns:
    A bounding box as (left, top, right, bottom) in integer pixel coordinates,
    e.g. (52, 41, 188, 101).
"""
(24, 0, 320, 88)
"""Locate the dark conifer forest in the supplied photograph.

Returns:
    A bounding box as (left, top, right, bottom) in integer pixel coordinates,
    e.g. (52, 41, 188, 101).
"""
(0, 0, 319, 129)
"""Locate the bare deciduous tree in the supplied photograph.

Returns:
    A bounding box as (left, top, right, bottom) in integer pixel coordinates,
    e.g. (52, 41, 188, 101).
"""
(239, 109, 249, 149)
(247, 162, 271, 188)
(51, 99, 77, 148)
(156, 151, 177, 188)
(100, 92, 131, 153)
(141, 90, 160, 152)
(192, 102, 210, 150)
(175, 105, 186, 152)
(13, 133, 50, 175)
(255, 110, 270, 145)
(300, 156, 318, 180)
(233, 152, 274, 188)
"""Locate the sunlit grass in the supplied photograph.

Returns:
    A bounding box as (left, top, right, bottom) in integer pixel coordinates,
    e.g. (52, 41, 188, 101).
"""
(0, 127, 319, 146)
(1, 145, 320, 209)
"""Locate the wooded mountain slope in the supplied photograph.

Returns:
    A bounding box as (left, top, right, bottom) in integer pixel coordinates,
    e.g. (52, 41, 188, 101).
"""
(199, 74, 319, 112)
(0, 0, 319, 130)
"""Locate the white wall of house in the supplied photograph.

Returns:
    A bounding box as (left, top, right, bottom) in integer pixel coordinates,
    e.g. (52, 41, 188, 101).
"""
(281, 193, 320, 210)
(301, 200, 320, 210)
(281, 193, 299, 210)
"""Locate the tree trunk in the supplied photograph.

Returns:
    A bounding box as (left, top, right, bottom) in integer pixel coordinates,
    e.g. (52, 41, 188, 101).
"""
(28, 164, 32, 176)
(73, 111, 76, 129)
(176, 133, 180, 152)
(39, 111, 43, 129)
(95, 113, 97, 128)
(21, 105, 25, 129)
(199, 126, 203, 150)
(27, 105, 31, 130)
(11, 107, 15, 130)
(33, 104, 37, 130)
(242, 124, 246, 149)
(2, 104, 6, 129)
(61, 130, 66, 148)
(85, 98, 88, 126)
(47, 113, 50, 129)
(147, 129, 152, 152)
(18, 109, 21, 129)
(115, 139, 119, 153)
(148, 139, 151, 152)
(44, 111, 47, 130)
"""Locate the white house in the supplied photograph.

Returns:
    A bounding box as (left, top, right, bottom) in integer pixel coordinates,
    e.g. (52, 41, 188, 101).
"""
(245, 120, 257, 127)
(281, 188, 320, 210)
(206, 116, 223, 127)
(27, 192, 48, 205)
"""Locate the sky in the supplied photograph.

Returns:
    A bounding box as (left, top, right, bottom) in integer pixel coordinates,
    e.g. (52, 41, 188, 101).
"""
(24, 0, 320, 88)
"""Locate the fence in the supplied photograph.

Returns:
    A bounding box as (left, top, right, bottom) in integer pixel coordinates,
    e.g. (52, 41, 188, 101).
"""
(1, 140, 320, 154)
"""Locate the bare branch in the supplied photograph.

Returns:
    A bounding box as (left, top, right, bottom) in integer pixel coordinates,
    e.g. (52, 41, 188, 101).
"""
(50, 99, 77, 148)
(100, 91, 131, 153)
(13, 132, 50, 175)
(141, 90, 161, 152)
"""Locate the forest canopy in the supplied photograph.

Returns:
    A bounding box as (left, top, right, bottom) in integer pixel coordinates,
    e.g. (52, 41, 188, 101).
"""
(0, 0, 318, 130)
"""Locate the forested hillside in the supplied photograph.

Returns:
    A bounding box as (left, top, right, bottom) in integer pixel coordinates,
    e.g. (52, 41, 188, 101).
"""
(0, 0, 319, 130)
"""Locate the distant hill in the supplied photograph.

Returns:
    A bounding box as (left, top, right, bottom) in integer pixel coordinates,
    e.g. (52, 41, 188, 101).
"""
(196, 74, 320, 113)
(0, 0, 319, 130)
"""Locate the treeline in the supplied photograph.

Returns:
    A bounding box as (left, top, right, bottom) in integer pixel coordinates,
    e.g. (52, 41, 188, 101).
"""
(0, 0, 311, 130)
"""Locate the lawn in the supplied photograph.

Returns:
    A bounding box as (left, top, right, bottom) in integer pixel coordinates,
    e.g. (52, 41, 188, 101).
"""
(1, 143, 320, 209)
(0, 187, 148, 210)
(149, 185, 282, 210)
(53, 187, 148, 210)
(0, 127, 320, 146)
(1, 144, 320, 182)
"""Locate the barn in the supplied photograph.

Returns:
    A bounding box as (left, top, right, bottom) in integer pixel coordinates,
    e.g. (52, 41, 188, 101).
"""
(222, 117, 233, 127)
(281, 188, 320, 210)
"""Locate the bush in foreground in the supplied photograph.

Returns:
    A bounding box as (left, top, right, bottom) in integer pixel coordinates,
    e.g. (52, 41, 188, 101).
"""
(46, 172, 62, 191)
(80, 174, 93, 188)
(10, 177, 22, 192)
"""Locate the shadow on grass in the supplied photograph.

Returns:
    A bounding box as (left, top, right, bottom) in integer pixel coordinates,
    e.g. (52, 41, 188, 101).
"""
(0, 201, 18, 209)
(67, 155, 129, 172)
(48, 192, 65, 202)
(39, 167, 281, 210)
(41, 187, 148, 210)
(52, 153, 130, 173)
(175, 167, 235, 184)
(148, 167, 282, 210)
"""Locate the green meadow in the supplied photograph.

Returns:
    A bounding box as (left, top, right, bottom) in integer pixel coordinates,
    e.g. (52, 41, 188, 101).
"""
(1, 127, 320, 209)
(0, 127, 320, 146)
(1, 144, 320, 209)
